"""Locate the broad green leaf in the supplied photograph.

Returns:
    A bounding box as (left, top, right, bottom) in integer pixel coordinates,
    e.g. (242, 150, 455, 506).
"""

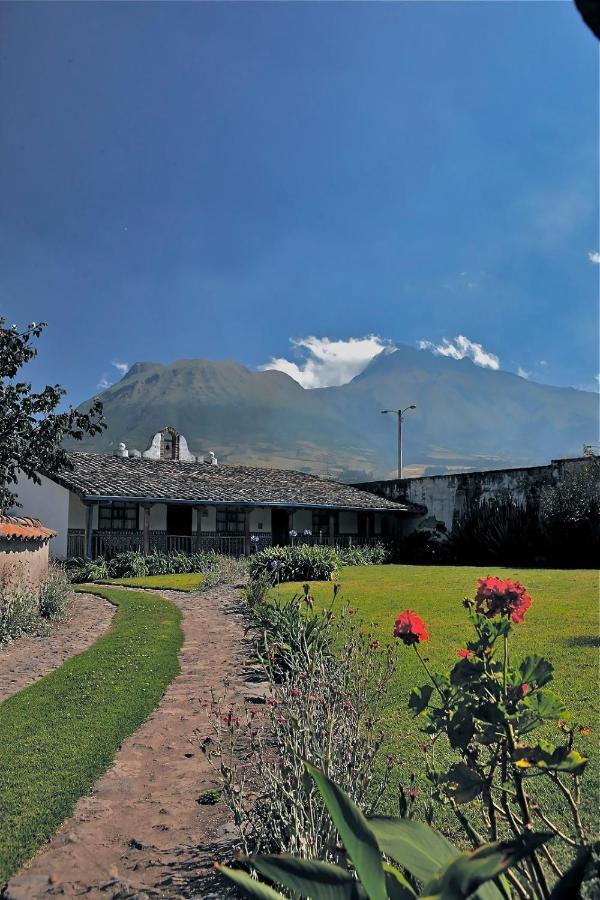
(442, 762, 485, 803)
(422, 833, 552, 900)
(216, 864, 286, 899)
(306, 762, 387, 900)
(383, 863, 417, 899)
(512, 740, 588, 775)
(522, 689, 568, 720)
(253, 855, 366, 900)
(367, 817, 458, 883)
(447, 710, 475, 750)
(408, 684, 434, 715)
(549, 847, 593, 899)
(518, 654, 554, 689)
(450, 658, 484, 687)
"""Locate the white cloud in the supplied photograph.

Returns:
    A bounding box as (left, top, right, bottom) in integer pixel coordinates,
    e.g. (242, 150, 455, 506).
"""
(259, 335, 392, 388)
(517, 367, 532, 379)
(539, 360, 548, 367)
(112, 360, 130, 376)
(418, 335, 500, 370)
(588, 251, 600, 264)
(97, 373, 112, 390)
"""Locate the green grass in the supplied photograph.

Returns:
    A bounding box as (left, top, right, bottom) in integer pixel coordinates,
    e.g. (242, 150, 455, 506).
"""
(0, 586, 183, 883)
(272, 565, 598, 835)
(103, 572, 204, 591)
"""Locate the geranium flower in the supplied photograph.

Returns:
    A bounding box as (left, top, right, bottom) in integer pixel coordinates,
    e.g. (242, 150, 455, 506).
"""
(457, 648, 471, 659)
(474, 577, 532, 623)
(393, 610, 429, 645)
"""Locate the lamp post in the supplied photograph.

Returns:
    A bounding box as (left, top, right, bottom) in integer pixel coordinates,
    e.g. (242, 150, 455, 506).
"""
(381, 405, 416, 479)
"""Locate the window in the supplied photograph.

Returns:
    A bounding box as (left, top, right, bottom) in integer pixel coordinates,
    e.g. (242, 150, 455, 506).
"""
(312, 509, 336, 536)
(216, 507, 245, 533)
(98, 501, 139, 531)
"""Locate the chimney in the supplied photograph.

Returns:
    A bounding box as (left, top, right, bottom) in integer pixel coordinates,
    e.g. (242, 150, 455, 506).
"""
(115, 442, 129, 458)
(208, 451, 218, 466)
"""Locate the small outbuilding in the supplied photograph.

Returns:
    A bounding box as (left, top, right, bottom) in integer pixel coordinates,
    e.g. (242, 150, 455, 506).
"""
(0, 515, 57, 588)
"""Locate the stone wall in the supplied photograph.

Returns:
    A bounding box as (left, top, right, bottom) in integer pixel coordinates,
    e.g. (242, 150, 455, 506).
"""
(354, 457, 590, 532)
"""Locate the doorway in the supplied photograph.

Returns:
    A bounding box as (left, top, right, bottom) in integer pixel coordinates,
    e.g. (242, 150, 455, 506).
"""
(166, 504, 192, 536)
(271, 508, 289, 546)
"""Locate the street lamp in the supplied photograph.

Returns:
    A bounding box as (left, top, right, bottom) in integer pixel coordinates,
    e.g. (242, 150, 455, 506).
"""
(381, 405, 416, 479)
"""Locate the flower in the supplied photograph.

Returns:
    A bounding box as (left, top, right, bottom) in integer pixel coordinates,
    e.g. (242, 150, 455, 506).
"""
(520, 683, 530, 695)
(370, 640, 381, 651)
(289, 529, 298, 538)
(579, 725, 591, 737)
(291, 688, 301, 697)
(393, 610, 429, 645)
(408, 789, 418, 799)
(474, 577, 532, 624)
(457, 648, 471, 659)
(303, 529, 312, 536)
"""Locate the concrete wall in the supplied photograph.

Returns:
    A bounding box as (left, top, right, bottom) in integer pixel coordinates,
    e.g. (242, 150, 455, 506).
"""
(9, 474, 71, 559)
(0, 539, 51, 589)
(355, 457, 590, 533)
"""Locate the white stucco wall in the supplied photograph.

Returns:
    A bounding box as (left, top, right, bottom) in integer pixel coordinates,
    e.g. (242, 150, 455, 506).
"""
(9, 473, 71, 559)
(200, 505, 217, 532)
(250, 507, 272, 531)
(150, 503, 167, 530)
(291, 509, 312, 532)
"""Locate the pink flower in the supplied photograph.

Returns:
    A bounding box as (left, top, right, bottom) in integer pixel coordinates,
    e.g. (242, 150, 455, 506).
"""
(474, 577, 532, 624)
(520, 683, 530, 694)
(370, 640, 381, 651)
(408, 789, 418, 799)
(457, 649, 471, 659)
(291, 688, 301, 697)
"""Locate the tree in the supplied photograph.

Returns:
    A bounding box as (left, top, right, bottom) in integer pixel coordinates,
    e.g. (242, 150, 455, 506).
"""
(539, 455, 600, 567)
(0, 319, 105, 511)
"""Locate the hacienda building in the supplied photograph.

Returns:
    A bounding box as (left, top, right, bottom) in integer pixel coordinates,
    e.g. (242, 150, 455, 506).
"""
(11, 427, 422, 559)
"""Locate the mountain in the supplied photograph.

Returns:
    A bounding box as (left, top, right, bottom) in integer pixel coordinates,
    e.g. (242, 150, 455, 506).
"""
(71, 348, 599, 480)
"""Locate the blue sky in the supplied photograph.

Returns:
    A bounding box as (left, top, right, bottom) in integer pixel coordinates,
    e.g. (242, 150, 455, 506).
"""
(1, 1, 598, 402)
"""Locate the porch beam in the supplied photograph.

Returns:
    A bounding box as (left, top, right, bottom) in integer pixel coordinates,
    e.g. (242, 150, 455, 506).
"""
(85, 502, 95, 559)
(244, 508, 251, 556)
(142, 504, 151, 554)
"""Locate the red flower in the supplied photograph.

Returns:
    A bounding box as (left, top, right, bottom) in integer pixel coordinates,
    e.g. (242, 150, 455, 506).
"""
(457, 649, 471, 659)
(474, 577, 532, 624)
(393, 610, 429, 645)
(370, 640, 381, 651)
(520, 683, 530, 694)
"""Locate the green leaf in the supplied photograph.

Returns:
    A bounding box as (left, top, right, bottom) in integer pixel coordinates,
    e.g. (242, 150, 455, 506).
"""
(522, 689, 568, 720)
(216, 864, 287, 899)
(253, 855, 366, 900)
(442, 762, 485, 803)
(408, 684, 434, 715)
(518, 654, 554, 689)
(383, 863, 417, 899)
(513, 740, 588, 775)
(422, 833, 553, 900)
(450, 657, 484, 687)
(367, 817, 458, 883)
(447, 709, 475, 750)
(305, 762, 387, 900)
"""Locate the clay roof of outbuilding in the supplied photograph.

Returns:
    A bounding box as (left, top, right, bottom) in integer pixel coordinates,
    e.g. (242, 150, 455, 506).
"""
(50, 452, 418, 512)
(0, 515, 57, 542)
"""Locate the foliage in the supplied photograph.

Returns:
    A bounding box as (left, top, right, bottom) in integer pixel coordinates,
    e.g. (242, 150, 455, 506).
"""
(390, 528, 450, 565)
(402, 577, 592, 898)
(242, 571, 276, 607)
(445, 498, 543, 567)
(218, 763, 551, 899)
(249, 545, 340, 582)
(0, 563, 71, 644)
(0, 585, 183, 882)
(539, 457, 600, 568)
(0, 319, 105, 511)
(66, 549, 247, 587)
(336, 542, 389, 567)
(207, 588, 399, 863)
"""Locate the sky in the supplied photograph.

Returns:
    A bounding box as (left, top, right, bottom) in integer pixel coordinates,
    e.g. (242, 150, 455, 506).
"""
(1, 1, 598, 404)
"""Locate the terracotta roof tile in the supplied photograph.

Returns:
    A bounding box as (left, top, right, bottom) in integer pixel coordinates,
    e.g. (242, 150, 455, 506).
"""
(51, 452, 416, 512)
(0, 515, 57, 542)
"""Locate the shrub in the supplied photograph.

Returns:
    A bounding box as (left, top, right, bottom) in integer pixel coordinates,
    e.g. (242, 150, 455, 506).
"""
(540, 456, 600, 568)
(336, 541, 388, 566)
(38, 563, 70, 620)
(241, 571, 274, 607)
(65, 557, 109, 583)
(445, 498, 543, 566)
(218, 764, 551, 900)
(248, 545, 339, 582)
(390, 527, 450, 564)
(208, 593, 398, 862)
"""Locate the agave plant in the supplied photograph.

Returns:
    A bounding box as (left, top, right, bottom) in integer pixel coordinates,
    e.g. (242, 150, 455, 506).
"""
(217, 763, 551, 899)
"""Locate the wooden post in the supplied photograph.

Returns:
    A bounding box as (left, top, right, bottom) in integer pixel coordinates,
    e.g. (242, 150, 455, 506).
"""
(244, 508, 251, 556)
(85, 502, 95, 559)
(328, 512, 335, 547)
(143, 504, 151, 555)
(195, 506, 202, 551)
(365, 514, 371, 540)
(288, 510, 294, 545)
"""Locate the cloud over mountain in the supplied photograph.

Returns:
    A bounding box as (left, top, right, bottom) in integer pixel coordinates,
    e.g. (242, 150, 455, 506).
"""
(418, 335, 500, 370)
(259, 335, 392, 388)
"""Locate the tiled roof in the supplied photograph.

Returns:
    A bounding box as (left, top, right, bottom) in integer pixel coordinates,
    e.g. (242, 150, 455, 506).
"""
(0, 515, 57, 542)
(51, 453, 415, 512)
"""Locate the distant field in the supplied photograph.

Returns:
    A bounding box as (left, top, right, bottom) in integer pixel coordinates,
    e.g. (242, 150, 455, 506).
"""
(272, 564, 598, 838)
(103, 573, 204, 591)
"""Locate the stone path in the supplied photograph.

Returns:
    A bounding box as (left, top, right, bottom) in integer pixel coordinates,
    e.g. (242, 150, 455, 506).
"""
(5, 585, 262, 899)
(0, 593, 115, 704)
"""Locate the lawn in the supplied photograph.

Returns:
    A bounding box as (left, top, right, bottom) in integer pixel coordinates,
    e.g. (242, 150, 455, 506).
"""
(103, 572, 204, 591)
(272, 565, 598, 837)
(0, 585, 183, 883)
